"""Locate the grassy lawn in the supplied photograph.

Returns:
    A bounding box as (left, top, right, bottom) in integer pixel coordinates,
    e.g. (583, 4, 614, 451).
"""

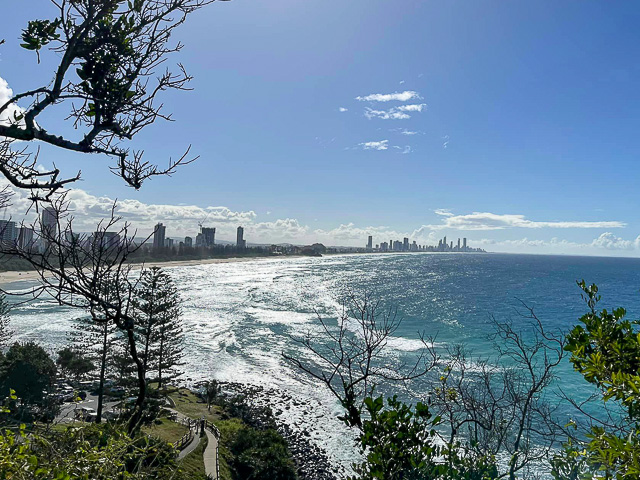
(168, 387, 224, 424)
(179, 434, 208, 479)
(143, 417, 189, 444)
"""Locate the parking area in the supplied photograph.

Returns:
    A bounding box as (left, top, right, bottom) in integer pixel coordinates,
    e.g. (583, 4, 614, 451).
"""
(55, 393, 121, 424)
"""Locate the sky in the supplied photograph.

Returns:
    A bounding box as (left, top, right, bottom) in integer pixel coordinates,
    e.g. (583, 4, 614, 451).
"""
(1, 1, 640, 255)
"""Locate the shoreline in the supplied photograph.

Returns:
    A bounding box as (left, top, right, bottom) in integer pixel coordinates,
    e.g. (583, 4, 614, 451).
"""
(0, 255, 286, 286)
(0, 250, 486, 287)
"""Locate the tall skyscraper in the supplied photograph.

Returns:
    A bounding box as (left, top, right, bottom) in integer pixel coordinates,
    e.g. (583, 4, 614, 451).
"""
(17, 226, 34, 250)
(41, 207, 57, 238)
(153, 222, 166, 249)
(367, 235, 373, 250)
(201, 227, 216, 246)
(184, 236, 193, 247)
(237, 226, 245, 249)
(457, 238, 461, 251)
(403, 237, 409, 251)
(463, 238, 467, 251)
(0, 220, 16, 247)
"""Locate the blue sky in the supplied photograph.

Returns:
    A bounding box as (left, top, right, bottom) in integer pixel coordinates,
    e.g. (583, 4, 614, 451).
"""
(1, 1, 640, 254)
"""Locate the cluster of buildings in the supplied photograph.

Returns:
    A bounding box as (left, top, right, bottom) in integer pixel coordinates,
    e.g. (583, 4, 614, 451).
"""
(367, 235, 484, 253)
(152, 223, 247, 250)
(0, 208, 124, 253)
(0, 207, 57, 252)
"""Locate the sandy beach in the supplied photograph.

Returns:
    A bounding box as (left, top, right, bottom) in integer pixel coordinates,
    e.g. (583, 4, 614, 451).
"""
(0, 255, 277, 286)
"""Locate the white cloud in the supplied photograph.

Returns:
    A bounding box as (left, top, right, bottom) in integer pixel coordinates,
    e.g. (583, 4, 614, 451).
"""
(338, 107, 348, 112)
(364, 108, 411, 120)
(359, 140, 389, 151)
(473, 233, 640, 255)
(422, 211, 626, 231)
(396, 103, 426, 112)
(314, 223, 406, 242)
(0, 76, 25, 128)
(591, 232, 640, 250)
(364, 102, 426, 120)
(400, 129, 418, 136)
(248, 218, 309, 241)
(393, 145, 413, 154)
(356, 91, 422, 102)
(434, 209, 454, 217)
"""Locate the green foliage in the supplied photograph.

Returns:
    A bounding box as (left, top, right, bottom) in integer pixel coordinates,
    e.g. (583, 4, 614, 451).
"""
(566, 281, 640, 418)
(0, 422, 186, 479)
(226, 424, 297, 480)
(348, 395, 498, 480)
(0, 342, 58, 422)
(135, 267, 184, 389)
(56, 347, 95, 381)
(556, 280, 640, 478)
(21, 18, 61, 55)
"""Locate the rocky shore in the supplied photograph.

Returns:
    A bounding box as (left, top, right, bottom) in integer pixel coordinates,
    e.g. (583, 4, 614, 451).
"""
(216, 382, 347, 480)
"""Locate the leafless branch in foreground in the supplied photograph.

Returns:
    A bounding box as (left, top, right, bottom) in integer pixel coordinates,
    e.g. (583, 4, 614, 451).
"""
(284, 292, 438, 429)
(430, 303, 566, 480)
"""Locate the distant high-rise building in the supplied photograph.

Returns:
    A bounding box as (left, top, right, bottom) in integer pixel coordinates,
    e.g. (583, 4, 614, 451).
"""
(184, 236, 193, 247)
(443, 236, 447, 249)
(40, 207, 58, 252)
(450, 241, 453, 250)
(93, 231, 120, 250)
(463, 238, 467, 251)
(457, 238, 461, 251)
(153, 223, 166, 249)
(367, 235, 373, 250)
(17, 226, 34, 250)
(201, 227, 216, 247)
(165, 238, 174, 248)
(403, 237, 409, 252)
(0, 220, 17, 247)
(237, 226, 245, 249)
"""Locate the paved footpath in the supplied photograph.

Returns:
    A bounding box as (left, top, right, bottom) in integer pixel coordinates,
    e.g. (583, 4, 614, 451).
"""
(165, 407, 202, 460)
(203, 428, 219, 479)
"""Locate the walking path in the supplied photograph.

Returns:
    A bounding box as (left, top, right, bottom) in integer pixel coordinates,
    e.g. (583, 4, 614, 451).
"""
(177, 430, 201, 460)
(166, 406, 220, 479)
(165, 407, 202, 460)
(203, 428, 219, 479)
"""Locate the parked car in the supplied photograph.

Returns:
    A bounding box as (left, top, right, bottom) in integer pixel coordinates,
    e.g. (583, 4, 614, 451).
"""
(75, 407, 96, 421)
(108, 386, 126, 397)
(103, 409, 119, 421)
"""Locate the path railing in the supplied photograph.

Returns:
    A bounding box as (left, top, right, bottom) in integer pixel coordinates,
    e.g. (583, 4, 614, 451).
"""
(175, 429, 194, 452)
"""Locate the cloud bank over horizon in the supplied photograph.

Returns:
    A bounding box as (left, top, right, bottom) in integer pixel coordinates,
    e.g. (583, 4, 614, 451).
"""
(0, 179, 637, 256)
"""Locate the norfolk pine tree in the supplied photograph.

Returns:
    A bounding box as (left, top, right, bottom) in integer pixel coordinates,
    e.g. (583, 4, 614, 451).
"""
(134, 267, 184, 390)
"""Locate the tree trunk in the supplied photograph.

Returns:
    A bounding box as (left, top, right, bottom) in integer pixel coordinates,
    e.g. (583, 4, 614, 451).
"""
(158, 331, 164, 390)
(126, 327, 146, 436)
(95, 321, 109, 423)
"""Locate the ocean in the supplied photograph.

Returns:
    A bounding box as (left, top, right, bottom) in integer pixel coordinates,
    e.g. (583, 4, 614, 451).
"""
(6, 252, 640, 469)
